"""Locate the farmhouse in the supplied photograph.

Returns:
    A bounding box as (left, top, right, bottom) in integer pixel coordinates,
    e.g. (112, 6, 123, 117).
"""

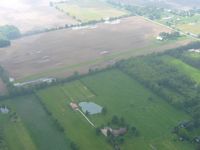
(101, 127, 112, 136)
(70, 102, 79, 110)
(112, 128, 127, 137)
(101, 127, 127, 137)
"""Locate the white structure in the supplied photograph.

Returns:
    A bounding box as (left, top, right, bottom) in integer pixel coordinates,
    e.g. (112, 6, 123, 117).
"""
(14, 78, 56, 87)
(0, 106, 9, 114)
(100, 51, 109, 55)
(156, 36, 163, 41)
(188, 49, 200, 53)
(9, 77, 15, 82)
(104, 19, 121, 25)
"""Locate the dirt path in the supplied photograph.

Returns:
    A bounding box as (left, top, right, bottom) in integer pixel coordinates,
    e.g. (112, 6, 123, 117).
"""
(77, 109, 96, 128)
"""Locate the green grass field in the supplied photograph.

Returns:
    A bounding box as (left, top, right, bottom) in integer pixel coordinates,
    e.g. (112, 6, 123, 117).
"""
(163, 56, 200, 83)
(54, 0, 128, 22)
(0, 110, 37, 150)
(0, 95, 70, 150)
(183, 51, 200, 60)
(37, 69, 193, 150)
(37, 83, 112, 150)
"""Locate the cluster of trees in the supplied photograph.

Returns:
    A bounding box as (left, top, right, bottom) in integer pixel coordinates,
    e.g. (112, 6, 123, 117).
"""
(173, 121, 200, 143)
(0, 25, 21, 48)
(116, 42, 200, 147)
(96, 115, 138, 149)
(159, 32, 181, 40)
(107, 0, 164, 20)
(166, 42, 200, 70)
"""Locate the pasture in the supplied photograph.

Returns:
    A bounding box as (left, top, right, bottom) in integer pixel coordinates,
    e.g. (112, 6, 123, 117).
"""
(53, 0, 128, 22)
(0, 0, 77, 33)
(37, 69, 193, 150)
(0, 16, 190, 82)
(0, 114, 37, 150)
(0, 96, 70, 150)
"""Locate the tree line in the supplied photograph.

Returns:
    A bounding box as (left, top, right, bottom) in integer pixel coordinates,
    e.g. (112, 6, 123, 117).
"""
(0, 25, 21, 48)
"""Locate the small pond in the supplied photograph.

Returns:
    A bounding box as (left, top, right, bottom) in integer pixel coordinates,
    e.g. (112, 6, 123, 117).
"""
(79, 102, 102, 115)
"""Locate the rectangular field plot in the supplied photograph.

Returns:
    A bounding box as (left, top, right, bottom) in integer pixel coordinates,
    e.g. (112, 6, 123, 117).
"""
(0, 0, 77, 33)
(178, 23, 200, 34)
(163, 56, 200, 83)
(53, 0, 128, 22)
(37, 86, 111, 150)
(0, 111, 37, 150)
(0, 16, 180, 82)
(0, 96, 70, 150)
(37, 69, 194, 150)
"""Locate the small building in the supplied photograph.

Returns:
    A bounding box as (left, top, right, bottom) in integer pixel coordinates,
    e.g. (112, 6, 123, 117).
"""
(70, 102, 79, 110)
(101, 127, 112, 137)
(188, 49, 200, 53)
(112, 128, 127, 137)
(156, 36, 163, 41)
(101, 127, 127, 137)
(194, 136, 200, 143)
(0, 106, 9, 114)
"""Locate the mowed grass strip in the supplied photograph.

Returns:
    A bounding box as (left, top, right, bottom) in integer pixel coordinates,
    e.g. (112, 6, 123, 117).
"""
(61, 80, 95, 101)
(9, 95, 70, 150)
(163, 56, 200, 83)
(37, 86, 112, 150)
(0, 113, 37, 150)
(80, 69, 193, 150)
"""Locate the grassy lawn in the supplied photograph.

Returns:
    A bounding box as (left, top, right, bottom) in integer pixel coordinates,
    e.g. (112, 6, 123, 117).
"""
(37, 69, 193, 150)
(163, 56, 200, 83)
(54, 0, 128, 22)
(2, 96, 70, 150)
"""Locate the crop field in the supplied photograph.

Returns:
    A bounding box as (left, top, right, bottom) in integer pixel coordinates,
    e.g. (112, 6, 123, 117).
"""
(178, 23, 200, 34)
(0, 95, 70, 150)
(0, 16, 191, 82)
(53, 0, 128, 22)
(0, 0, 77, 33)
(37, 69, 193, 150)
